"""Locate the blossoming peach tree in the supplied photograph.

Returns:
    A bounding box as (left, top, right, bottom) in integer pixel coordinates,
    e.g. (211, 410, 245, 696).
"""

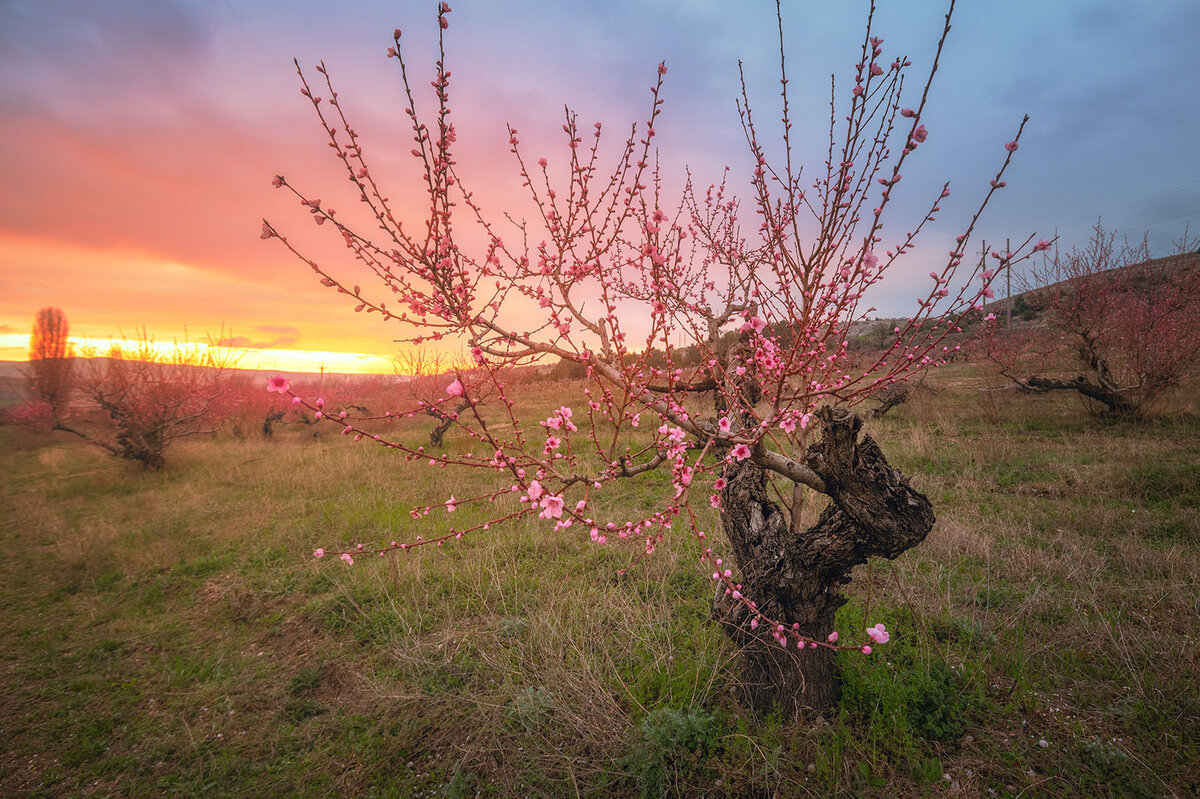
(262, 0, 1048, 716)
(985, 222, 1200, 419)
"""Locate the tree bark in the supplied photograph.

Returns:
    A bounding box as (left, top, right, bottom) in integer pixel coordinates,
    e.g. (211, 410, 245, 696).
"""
(713, 407, 935, 718)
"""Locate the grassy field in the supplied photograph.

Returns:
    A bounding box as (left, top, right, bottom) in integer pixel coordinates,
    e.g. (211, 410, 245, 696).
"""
(1, 364, 1197, 797)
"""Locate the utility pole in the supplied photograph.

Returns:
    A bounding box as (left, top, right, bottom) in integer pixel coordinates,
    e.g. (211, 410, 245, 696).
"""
(1006, 237, 1012, 327)
(979, 239, 988, 317)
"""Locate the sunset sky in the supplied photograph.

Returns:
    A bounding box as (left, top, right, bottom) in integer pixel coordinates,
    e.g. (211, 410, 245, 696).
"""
(3, 0, 1198, 374)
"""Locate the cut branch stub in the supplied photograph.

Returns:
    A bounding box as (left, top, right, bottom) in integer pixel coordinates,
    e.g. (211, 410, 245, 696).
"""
(801, 406, 936, 567)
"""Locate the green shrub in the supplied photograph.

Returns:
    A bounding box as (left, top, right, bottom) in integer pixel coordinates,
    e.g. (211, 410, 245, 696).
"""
(625, 706, 724, 798)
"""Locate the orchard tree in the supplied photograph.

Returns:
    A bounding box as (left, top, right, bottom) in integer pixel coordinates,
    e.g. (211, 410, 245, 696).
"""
(263, 0, 1048, 716)
(987, 223, 1200, 418)
(394, 350, 496, 447)
(51, 335, 238, 469)
(27, 306, 74, 416)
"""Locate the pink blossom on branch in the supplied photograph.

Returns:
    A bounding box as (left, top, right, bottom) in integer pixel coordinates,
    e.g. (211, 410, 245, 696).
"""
(540, 494, 564, 519)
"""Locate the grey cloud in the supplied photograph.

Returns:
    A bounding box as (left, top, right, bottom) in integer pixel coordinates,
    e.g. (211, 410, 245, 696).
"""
(0, 0, 212, 114)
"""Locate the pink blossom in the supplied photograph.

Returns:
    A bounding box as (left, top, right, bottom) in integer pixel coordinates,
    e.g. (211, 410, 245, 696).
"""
(714, 478, 727, 491)
(827, 631, 838, 644)
(658, 61, 668, 75)
(730, 443, 751, 461)
(540, 494, 564, 519)
(1034, 239, 1052, 251)
(912, 124, 928, 143)
(986, 313, 997, 322)
(1005, 140, 1019, 152)
(861, 645, 872, 654)
(527, 480, 544, 502)
(869, 63, 883, 76)
(900, 108, 916, 118)
(718, 416, 731, 434)
(340, 553, 354, 565)
(471, 346, 484, 363)
(266, 375, 291, 393)
(313, 548, 325, 559)
(446, 379, 464, 397)
(779, 416, 797, 433)
(446, 495, 457, 512)
(865, 623, 889, 644)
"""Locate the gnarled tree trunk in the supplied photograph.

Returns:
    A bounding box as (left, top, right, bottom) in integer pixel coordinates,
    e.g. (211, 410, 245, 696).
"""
(713, 407, 935, 718)
(425, 398, 471, 448)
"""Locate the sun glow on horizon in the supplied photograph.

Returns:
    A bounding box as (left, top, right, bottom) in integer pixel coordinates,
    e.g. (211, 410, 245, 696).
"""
(0, 334, 397, 375)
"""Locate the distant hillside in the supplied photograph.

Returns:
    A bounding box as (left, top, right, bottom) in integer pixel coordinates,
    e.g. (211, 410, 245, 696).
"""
(0, 361, 27, 380)
(982, 250, 1200, 324)
(0, 375, 24, 407)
